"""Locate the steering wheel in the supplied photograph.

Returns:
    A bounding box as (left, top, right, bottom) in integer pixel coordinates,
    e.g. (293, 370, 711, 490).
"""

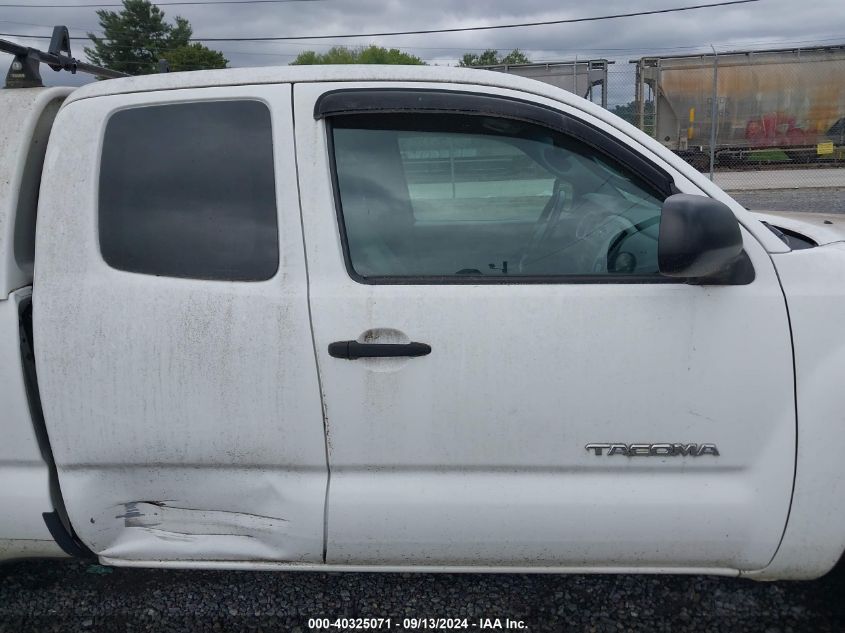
(574, 197, 631, 239)
(602, 216, 644, 272)
(581, 213, 639, 274)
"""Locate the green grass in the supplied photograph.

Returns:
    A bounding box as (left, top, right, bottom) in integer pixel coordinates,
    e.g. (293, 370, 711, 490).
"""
(747, 149, 791, 162)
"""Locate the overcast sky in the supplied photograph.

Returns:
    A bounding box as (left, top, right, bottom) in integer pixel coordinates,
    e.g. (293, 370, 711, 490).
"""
(2, 0, 844, 104)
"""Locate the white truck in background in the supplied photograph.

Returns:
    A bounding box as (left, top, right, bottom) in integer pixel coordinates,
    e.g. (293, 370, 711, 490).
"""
(3, 31, 845, 581)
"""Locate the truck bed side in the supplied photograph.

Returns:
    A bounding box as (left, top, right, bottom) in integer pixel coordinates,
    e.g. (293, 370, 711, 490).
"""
(0, 87, 72, 560)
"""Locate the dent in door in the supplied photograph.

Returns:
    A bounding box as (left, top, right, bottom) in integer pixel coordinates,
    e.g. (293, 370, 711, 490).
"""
(62, 467, 326, 562)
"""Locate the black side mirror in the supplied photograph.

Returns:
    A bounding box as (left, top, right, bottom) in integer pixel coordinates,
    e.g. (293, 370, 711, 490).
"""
(658, 194, 754, 284)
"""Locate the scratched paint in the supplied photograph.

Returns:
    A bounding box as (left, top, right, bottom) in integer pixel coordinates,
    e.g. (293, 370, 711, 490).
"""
(32, 84, 329, 563)
(57, 467, 326, 561)
(116, 502, 288, 534)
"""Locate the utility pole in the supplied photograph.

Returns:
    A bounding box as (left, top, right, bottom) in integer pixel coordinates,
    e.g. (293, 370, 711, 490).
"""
(709, 44, 719, 181)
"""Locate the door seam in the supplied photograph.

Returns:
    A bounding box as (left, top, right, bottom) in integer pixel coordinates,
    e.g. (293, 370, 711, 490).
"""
(289, 83, 332, 564)
(750, 252, 798, 573)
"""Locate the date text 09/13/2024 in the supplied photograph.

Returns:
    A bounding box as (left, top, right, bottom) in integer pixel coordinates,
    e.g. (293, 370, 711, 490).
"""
(307, 618, 528, 630)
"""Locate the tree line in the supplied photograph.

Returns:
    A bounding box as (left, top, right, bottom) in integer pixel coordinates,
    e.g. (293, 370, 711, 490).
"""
(86, 0, 533, 73)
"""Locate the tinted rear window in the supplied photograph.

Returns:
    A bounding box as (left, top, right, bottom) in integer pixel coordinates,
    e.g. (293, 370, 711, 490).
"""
(99, 100, 278, 281)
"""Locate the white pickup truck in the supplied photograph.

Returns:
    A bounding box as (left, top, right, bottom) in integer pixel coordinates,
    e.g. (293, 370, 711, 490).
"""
(3, 56, 845, 581)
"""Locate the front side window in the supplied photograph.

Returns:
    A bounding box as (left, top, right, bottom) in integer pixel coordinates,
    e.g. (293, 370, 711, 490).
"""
(99, 100, 278, 281)
(331, 113, 667, 281)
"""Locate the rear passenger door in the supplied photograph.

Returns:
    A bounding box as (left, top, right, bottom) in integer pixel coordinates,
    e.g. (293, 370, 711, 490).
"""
(294, 83, 795, 571)
(34, 85, 328, 564)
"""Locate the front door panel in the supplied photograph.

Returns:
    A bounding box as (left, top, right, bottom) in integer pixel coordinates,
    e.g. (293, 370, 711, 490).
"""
(34, 85, 328, 563)
(295, 82, 795, 570)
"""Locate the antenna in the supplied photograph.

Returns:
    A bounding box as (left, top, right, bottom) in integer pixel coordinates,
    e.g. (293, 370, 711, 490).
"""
(1, 26, 129, 88)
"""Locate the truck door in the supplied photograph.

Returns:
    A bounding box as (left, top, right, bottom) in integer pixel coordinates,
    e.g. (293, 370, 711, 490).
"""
(294, 84, 795, 571)
(34, 85, 328, 564)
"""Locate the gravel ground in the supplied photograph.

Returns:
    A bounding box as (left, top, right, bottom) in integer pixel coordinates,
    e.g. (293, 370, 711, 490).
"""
(2, 559, 845, 633)
(730, 187, 845, 214)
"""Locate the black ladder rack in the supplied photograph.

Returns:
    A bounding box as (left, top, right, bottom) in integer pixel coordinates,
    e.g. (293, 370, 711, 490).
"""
(1, 25, 129, 88)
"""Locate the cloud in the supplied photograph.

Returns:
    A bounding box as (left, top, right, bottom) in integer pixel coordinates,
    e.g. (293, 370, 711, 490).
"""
(0, 0, 842, 100)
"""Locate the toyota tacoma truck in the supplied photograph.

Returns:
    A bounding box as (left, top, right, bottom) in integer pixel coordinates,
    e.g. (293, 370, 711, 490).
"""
(2, 37, 845, 581)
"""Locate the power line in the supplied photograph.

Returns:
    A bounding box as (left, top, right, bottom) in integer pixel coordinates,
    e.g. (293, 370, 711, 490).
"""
(190, 0, 766, 41)
(206, 33, 845, 55)
(19, 21, 830, 55)
(0, 0, 762, 42)
(4, 28, 842, 60)
(0, 20, 95, 30)
(9, 4, 839, 60)
(6, 35, 843, 58)
(0, 0, 324, 6)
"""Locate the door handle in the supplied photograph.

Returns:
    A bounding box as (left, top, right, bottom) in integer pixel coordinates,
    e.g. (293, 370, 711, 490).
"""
(328, 341, 432, 360)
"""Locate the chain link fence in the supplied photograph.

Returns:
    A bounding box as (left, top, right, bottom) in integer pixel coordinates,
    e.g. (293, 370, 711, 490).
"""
(486, 47, 845, 198)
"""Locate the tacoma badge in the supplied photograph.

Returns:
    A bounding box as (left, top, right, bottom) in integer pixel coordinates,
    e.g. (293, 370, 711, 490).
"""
(585, 443, 720, 457)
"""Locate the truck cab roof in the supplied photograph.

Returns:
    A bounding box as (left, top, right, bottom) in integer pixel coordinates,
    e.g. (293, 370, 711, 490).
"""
(64, 64, 568, 105)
